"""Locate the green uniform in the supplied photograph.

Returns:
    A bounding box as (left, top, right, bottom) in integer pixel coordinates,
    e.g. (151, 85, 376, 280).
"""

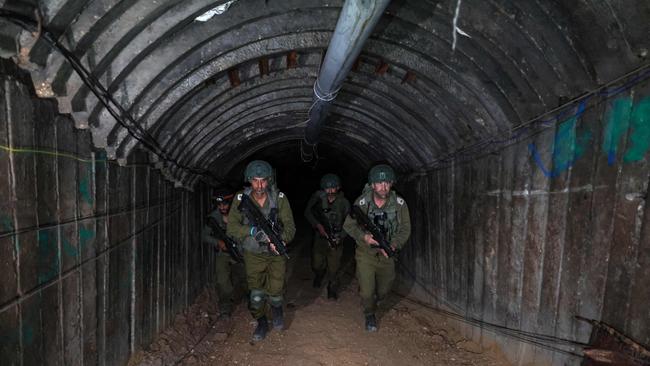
(343, 186, 411, 315)
(202, 210, 246, 315)
(304, 191, 350, 288)
(227, 187, 296, 319)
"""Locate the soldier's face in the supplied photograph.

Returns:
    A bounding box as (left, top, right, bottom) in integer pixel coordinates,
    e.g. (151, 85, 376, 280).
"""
(325, 187, 339, 198)
(250, 177, 269, 196)
(217, 202, 230, 215)
(371, 181, 392, 199)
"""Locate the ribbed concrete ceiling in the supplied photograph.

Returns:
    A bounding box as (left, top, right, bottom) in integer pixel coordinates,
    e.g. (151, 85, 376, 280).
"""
(5, 0, 649, 186)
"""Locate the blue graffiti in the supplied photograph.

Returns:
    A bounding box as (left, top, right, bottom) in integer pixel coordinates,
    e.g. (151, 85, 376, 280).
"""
(528, 101, 589, 178)
(531, 96, 649, 177)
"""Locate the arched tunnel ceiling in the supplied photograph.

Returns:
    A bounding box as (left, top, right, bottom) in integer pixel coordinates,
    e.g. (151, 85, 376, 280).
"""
(4, 0, 649, 186)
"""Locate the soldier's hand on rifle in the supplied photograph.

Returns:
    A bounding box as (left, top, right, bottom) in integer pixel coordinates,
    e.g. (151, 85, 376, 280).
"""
(316, 224, 327, 238)
(217, 239, 227, 251)
(379, 244, 397, 258)
(268, 242, 280, 256)
(363, 233, 379, 246)
(252, 227, 280, 255)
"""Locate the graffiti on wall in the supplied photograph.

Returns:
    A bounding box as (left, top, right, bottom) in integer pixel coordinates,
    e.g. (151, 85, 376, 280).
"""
(529, 96, 650, 177)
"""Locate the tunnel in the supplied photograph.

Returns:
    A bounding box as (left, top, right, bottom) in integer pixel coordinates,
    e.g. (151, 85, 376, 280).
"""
(0, 0, 649, 365)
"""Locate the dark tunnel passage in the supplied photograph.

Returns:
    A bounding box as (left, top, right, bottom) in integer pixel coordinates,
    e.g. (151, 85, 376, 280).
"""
(1, 1, 650, 365)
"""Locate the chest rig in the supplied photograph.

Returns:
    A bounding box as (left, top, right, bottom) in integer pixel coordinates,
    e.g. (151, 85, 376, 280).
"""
(243, 187, 281, 230)
(362, 192, 398, 241)
(318, 192, 342, 233)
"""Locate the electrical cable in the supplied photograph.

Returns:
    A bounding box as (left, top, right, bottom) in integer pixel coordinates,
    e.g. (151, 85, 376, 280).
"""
(0, 9, 220, 184)
(0, 144, 147, 167)
(395, 263, 588, 359)
(418, 63, 650, 173)
(337, 257, 588, 359)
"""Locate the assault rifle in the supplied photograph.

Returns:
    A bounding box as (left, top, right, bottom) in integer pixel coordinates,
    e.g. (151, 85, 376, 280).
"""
(351, 205, 397, 258)
(207, 217, 244, 263)
(239, 194, 290, 258)
(313, 207, 342, 249)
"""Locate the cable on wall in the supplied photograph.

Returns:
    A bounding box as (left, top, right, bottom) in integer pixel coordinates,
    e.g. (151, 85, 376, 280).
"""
(0, 9, 221, 185)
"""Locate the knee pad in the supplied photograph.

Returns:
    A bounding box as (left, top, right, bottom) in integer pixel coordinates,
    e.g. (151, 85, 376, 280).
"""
(268, 295, 283, 307)
(249, 289, 266, 310)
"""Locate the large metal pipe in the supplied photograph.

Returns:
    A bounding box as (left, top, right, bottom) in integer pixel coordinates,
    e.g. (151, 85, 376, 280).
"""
(301, 0, 391, 161)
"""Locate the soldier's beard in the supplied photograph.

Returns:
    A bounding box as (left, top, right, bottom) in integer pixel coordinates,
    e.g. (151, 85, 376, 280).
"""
(373, 190, 389, 200)
(252, 189, 267, 198)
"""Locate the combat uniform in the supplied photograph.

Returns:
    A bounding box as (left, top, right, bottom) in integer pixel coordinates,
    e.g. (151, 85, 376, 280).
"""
(226, 186, 296, 321)
(304, 190, 350, 294)
(343, 185, 411, 317)
(202, 209, 246, 317)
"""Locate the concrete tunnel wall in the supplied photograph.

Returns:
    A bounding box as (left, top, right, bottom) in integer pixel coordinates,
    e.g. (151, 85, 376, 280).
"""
(396, 75, 650, 365)
(2, 56, 650, 366)
(0, 60, 216, 366)
(1, 0, 649, 365)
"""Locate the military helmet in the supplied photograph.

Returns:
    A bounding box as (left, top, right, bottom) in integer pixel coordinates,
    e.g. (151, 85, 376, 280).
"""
(244, 160, 273, 181)
(320, 173, 341, 189)
(368, 164, 396, 183)
(214, 188, 234, 204)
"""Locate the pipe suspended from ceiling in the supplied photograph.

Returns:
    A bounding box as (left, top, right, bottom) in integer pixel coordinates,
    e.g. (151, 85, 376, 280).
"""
(301, 0, 391, 162)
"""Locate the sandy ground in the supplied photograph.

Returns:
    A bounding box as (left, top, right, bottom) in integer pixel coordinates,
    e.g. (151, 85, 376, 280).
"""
(129, 234, 510, 366)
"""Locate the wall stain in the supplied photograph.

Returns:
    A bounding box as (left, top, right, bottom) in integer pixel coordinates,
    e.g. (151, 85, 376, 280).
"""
(529, 101, 589, 178)
(531, 96, 649, 177)
(37, 229, 59, 284)
(623, 96, 650, 163)
(1, 215, 13, 231)
(79, 174, 93, 205)
(22, 324, 33, 345)
(61, 235, 77, 259)
(78, 225, 95, 255)
(603, 98, 632, 166)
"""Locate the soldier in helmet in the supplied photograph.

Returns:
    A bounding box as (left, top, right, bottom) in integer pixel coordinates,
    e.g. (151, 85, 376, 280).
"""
(304, 173, 350, 299)
(343, 164, 411, 332)
(202, 188, 246, 320)
(226, 160, 296, 341)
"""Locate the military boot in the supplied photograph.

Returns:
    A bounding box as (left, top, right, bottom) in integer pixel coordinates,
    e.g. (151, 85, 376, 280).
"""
(312, 271, 324, 288)
(327, 282, 338, 300)
(217, 311, 231, 321)
(271, 306, 284, 331)
(252, 316, 269, 341)
(365, 314, 378, 332)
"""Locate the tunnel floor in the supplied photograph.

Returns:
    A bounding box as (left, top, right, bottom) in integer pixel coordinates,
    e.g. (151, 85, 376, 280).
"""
(129, 228, 509, 366)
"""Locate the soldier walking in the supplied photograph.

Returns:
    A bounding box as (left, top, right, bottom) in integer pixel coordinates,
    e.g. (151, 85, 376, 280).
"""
(202, 188, 246, 320)
(343, 164, 411, 332)
(227, 160, 296, 341)
(304, 173, 351, 300)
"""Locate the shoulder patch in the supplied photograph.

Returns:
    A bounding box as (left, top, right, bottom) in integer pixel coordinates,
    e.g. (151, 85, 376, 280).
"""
(358, 198, 366, 206)
(237, 193, 242, 201)
(397, 197, 405, 205)
(279, 192, 285, 198)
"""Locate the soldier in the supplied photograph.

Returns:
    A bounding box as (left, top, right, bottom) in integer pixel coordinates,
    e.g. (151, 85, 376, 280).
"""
(304, 173, 350, 300)
(343, 164, 411, 332)
(227, 160, 296, 341)
(202, 188, 246, 320)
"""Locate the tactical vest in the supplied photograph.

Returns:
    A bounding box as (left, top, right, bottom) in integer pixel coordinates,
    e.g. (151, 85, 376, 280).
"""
(359, 190, 399, 241)
(208, 210, 227, 230)
(317, 191, 342, 233)
(242, 187, 281, 228)
(239, 187, 283, 254)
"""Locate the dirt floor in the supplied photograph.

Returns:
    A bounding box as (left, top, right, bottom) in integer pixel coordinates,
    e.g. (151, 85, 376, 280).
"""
(129, 232, 511, 366)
